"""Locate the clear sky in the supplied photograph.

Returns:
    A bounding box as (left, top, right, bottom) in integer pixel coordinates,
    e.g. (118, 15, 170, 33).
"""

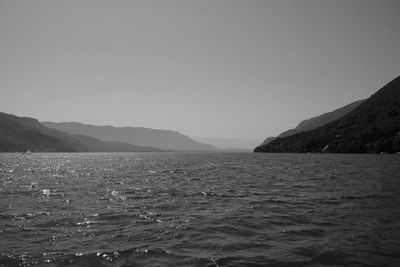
(1, 0, 399, 140)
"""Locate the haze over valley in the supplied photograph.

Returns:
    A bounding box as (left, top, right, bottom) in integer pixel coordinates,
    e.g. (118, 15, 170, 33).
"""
(1, 1, 399, 146)
(2, 1, 400, 266)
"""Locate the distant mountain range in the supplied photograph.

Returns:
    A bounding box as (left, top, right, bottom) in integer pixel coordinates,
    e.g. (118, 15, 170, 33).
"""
(3, 75, 399, 154)
(255, 75, 400, 153)
(194, 137, 262, 151)
(260, 99, 365, 146)
(0, 112, 165, 152)
(42, 122, 217, 151)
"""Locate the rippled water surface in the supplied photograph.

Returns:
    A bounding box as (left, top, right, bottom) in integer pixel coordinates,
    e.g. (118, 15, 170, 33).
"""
(0, 152, 400, 266)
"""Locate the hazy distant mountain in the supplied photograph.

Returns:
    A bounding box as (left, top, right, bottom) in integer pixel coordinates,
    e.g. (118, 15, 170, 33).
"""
(0, 112, 165, 152)
(255, 75, 400, 153)
(260, 99, 365, 146)
(42, 122, 218, 151)
(194, 137, 261, 150)
(68, 134, 167, 153)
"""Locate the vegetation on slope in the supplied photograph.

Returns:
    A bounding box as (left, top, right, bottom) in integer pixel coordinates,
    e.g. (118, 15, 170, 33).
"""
(255, 76, 400, 153)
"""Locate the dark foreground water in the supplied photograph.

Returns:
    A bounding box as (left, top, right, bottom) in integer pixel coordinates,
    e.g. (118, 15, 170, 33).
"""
(0, 153, 399, 266)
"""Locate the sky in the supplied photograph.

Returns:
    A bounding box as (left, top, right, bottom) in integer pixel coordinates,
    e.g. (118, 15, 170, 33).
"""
(1, 0, 400, 143)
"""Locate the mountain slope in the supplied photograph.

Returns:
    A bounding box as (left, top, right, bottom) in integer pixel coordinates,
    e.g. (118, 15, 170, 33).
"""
(292, 99, 365, 133)
(260, 99, 364, 146)
(0, 112, 165, 152)
(255, 76, 400, 153)
(42, 122, 218, 151)
(71, 134, 165, 152)
(0, 113, 77, 152)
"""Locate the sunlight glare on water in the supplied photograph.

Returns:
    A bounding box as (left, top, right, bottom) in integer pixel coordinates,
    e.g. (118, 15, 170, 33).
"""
(0, 152, 399, 266)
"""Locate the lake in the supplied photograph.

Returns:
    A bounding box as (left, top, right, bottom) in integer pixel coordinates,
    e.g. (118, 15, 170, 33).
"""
(0, 152, 399, 266)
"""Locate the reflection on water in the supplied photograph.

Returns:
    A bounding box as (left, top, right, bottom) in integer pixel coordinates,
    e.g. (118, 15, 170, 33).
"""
(0, 152, 399, 266)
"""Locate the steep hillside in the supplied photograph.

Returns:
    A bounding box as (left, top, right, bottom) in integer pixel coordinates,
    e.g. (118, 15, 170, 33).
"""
(260, 99, 364, 146)
(255, 76, 400, 153)
(0, 113, 77, 152)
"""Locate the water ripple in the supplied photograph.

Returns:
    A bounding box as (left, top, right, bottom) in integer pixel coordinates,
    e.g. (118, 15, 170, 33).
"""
(0, 152, 399, 266)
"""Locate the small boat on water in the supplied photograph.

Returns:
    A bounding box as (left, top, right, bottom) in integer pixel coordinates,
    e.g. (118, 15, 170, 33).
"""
(22, 149, 32, 155)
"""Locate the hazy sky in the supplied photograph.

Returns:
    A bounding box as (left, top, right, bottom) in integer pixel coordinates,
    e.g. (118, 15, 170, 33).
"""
(1, 0, 399, 140)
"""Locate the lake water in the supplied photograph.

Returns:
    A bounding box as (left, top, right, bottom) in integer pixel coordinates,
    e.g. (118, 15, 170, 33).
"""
(0, 152, 399, 266)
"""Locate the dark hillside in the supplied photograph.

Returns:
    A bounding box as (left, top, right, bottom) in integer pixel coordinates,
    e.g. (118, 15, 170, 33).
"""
(255, 76, 400, 153)
(0, 113, 77, 152)
(0, 112, 165, 152)
(260, 99, 364, 146)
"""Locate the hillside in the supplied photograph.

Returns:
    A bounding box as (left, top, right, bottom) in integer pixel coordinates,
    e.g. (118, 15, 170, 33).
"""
(255, 76, 400, 153)
(42, 122, 218, 151)
(0, 112, 164, 152)
(0, 113, 76, 152)
(260, 99, 364, 146)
